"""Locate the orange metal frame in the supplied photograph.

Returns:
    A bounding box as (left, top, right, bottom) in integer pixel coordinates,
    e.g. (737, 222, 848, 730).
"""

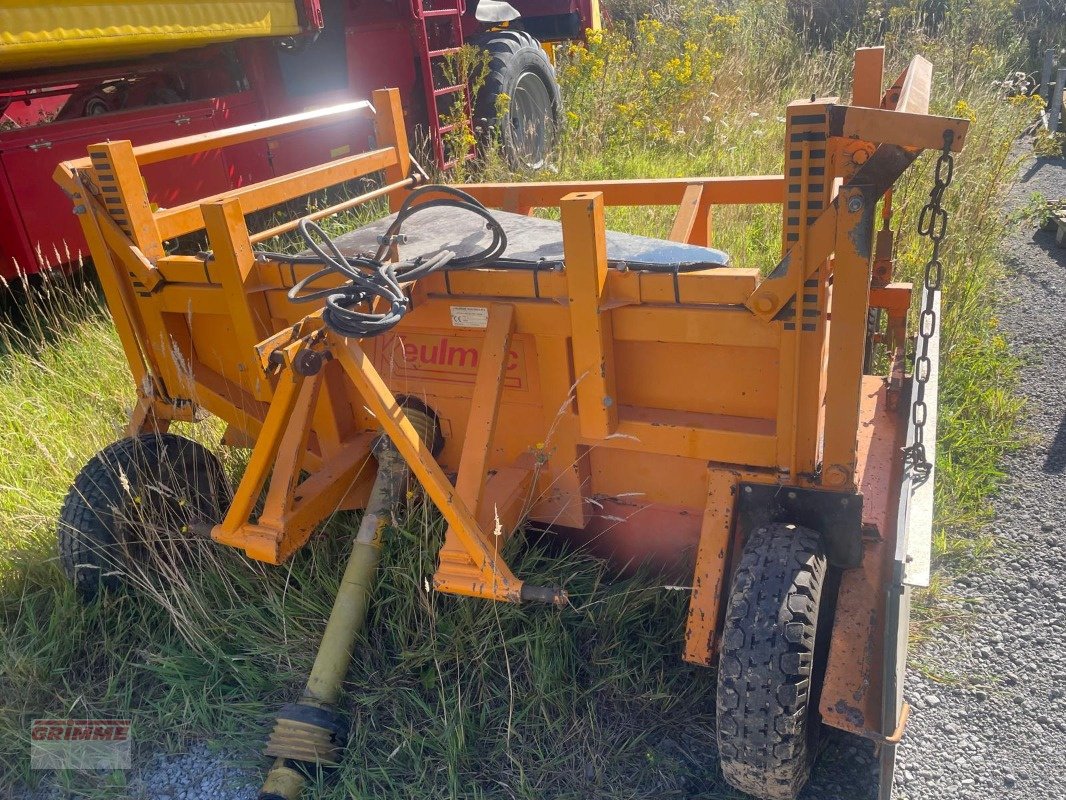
(54, 49, 968, 745)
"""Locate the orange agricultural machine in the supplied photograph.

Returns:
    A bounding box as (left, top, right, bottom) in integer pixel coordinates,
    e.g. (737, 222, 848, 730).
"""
(53, 46, 967, 800)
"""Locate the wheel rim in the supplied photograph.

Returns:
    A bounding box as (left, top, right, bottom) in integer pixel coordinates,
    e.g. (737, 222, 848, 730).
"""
(508, 71, 554, 168)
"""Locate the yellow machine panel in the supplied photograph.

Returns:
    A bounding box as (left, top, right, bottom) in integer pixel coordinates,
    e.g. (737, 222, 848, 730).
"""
(0, 1, 307, 70)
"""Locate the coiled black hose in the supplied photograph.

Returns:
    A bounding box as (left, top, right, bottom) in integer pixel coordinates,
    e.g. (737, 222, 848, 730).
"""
(262, 183, 725, 338)
(265, 185, 506, 338)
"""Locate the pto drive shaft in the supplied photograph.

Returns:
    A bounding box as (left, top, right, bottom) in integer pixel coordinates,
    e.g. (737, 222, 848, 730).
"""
(258, 439, 408, 800)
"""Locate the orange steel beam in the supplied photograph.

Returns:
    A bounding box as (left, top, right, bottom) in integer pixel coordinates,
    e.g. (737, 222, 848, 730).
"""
(562, 192, 618, 439)
(371, 88, 415, 212)
(154, 247, 761, 313)
(333, 339, 524, 601)
(67, 172, 163, 292)
(669, 185, 712, 246)
(86, 141, 192, 395)
(452, 304, 516, 512)
(133, 101, 375, 166)
(244, 372, 323, 562)
(93, 208, 162, 291)
(249, 177, 416, 244)
(460, 175, 785, 209)
(152, 285, 229, 315)
(436, 304, 520, 594)
(279, 435, 377, 538)
(869, 284, 912, 315)
(683, 467, 740, 665)
(147, 270, 771, 350)
(828, 107, 969, 153)
(68, 179, 155, 395)
(155, 147, 400, 239)
(779, 100, 835, 479)
(871, 284, 913, 393)
(249, 260, 764, 309)
(818, 376, 905, 738)
(213, 369, 306, 551)
(821, 187, 875, 489)
(202, 199, 275, 400)
(851, 46, 885, 107)
(91, 140, 165, 260)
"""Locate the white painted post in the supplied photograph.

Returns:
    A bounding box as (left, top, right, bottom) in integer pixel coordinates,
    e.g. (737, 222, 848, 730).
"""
(1040, 49, 1055, 103)
(1051, 68, 1066, 134)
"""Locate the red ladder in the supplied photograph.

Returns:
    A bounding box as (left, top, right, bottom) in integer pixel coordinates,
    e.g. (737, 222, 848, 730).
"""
(411, 0, 477, 169)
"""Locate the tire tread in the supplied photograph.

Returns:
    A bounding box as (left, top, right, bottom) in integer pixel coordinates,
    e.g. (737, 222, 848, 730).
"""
(57, 434, 228, 598)
(716, 523, 827, 800)
(471, 30, 561, 167)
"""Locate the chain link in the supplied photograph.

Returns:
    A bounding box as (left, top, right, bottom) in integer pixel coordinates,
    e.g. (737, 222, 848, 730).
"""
(903, 130, 955, 478)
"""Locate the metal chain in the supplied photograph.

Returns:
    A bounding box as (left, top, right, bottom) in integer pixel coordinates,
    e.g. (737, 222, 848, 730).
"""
(903, 129, 955, 478)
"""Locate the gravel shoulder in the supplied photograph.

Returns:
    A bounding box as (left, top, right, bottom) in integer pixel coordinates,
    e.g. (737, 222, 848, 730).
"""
(895, 148, 1066, 799)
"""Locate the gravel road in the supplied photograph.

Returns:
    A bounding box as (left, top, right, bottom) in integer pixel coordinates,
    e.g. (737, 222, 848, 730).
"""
(892, 148, 1066, 799)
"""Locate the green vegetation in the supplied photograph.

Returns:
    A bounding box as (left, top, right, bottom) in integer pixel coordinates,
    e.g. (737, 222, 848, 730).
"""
(0, 0, 1042, 796)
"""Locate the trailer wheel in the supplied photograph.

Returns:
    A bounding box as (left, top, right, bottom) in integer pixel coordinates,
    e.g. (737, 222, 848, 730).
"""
(473, 30, 561, 169)
(716, 523, 827, 800)
(57, 434, 231, 599)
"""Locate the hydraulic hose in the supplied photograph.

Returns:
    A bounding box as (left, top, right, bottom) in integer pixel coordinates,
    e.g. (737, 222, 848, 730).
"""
(259, 183, 725, 340)
(266, 185, 506, 339)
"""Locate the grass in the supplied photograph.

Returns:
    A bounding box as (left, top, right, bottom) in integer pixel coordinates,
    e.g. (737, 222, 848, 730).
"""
(0, 0, 1043, 796)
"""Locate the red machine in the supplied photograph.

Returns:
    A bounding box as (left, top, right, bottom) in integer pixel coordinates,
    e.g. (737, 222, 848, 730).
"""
(0, 0, 597, 278)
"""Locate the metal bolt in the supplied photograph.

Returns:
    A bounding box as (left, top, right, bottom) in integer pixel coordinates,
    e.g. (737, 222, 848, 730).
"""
(787, 491, 797, 500)
(754, 295, 776, 313)
(744, 486, 752, 493)
(848, 196, 864, 213)
(824, 465, 849, 486)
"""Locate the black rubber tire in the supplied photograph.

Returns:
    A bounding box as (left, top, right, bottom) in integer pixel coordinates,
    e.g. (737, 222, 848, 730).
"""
(57, 434, 231, 599)
(472, 30, 561, 169)
(716, 523, 827, 800)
